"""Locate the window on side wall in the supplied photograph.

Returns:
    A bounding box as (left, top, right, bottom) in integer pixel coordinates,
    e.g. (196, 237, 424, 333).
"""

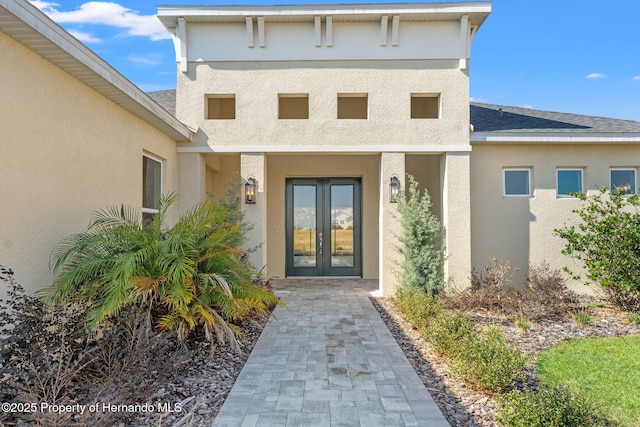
(557, 169, 583, 197)
(410, 93, 440, 119)
(503, 168, 531, 197)
(143, 155, 162, 223)
(206, 94, 236, 120)
(337, 93, 368, 119)
(610, 168, 636, 195)
(278, 94, 309, 119)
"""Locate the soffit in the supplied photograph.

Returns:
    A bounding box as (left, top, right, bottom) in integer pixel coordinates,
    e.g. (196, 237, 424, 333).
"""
(0, 0, 191, 142)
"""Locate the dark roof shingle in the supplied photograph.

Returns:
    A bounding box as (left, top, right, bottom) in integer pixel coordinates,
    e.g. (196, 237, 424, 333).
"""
(471, 103, 640, 134)
(147, 90, 176, 117)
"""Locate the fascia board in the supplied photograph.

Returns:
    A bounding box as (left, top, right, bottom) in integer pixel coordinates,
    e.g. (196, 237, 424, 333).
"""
(157, 2, 492, 26)
(471, 133, 640, 144)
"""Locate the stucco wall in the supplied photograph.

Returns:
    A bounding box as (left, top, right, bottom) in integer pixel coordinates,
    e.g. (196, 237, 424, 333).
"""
(0, 33, 178, 293)
(176, 60, 470, 150)
(471, 143, 640, 291)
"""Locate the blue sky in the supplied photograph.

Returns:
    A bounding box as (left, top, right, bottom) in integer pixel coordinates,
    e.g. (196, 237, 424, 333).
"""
(30, 0, 640, 121)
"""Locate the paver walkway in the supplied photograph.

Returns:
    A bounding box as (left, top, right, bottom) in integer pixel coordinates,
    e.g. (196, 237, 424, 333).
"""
(211, 279, 449, 427)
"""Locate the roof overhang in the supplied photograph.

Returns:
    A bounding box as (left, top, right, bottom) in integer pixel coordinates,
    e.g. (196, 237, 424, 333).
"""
(0, 0, 192, 142)
(471, 133, 640, 144)
(157, 2, 492, 27)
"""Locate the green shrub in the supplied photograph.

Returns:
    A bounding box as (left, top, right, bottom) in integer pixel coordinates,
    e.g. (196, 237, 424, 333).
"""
(554, 187, 640, 311)
(423, 310, 474, 359)
(497, 386, 613, 427)
(42, 194, 280, 351)
(516, 317, 531, 332)
(627, 313, 640, 324)
(397, 175, 444, 294)
(452, 325, 527, 393)
(574, 309, 594, 327)
(391, 285, 442, 330)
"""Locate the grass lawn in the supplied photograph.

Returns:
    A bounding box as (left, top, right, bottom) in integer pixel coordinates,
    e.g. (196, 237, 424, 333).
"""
(537, 335, 640, 426)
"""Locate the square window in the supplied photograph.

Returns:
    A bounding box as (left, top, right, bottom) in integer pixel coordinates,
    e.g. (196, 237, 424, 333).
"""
(411, 93, 440, 119)
(610, 169, 636, 195)
(206, 94, 235, 120)
(504, 169, 531, 197)
(557, 169, 583, 197)
(143, 155, 162, 221)
(337, 93, 367, 119)
(279, 94, 309, 119)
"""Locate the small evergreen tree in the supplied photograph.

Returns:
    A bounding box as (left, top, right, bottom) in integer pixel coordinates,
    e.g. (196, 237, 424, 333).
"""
(397, 175, 444, 294)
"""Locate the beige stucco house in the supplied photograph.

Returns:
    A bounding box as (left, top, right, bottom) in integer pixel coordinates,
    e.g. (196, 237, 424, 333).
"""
(3, 0, 640, 296)
(0, 0, 191, 293)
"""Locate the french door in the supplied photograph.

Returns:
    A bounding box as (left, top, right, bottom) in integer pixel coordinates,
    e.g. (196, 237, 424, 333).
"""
(285, 178, 362, 276)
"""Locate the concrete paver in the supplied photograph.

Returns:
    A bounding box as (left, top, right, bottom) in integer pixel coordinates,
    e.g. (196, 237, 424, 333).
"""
(211, 279, 449, 427)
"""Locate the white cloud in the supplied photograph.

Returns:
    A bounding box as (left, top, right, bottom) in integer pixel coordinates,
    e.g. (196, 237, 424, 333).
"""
(30, 1, 58, 10)
(585, 73, 606, 79)
(126, 54, 162, 66)
(633, 76, 640, 81)
(68, 30, 101, 43)
(470, 97, 489, 103)
(30, 1, 170, 41)
(520, 105, 534, 109)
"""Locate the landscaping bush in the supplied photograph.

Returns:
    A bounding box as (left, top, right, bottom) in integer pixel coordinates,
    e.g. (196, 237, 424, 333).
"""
(391, 285, 442, 330)
(42, 194, 280, 351)
(554, 187, 640, 311)
(442, 260, 580, 319)
(0, 266, 98, 426)
(497, 386, 613, 427)
(397, 175, 444, 294)
(451, 325, 527, 393)
(422, 309, 474, 359)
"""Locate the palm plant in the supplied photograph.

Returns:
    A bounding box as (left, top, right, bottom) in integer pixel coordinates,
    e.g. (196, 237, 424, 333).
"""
(42, 194, 279, 352)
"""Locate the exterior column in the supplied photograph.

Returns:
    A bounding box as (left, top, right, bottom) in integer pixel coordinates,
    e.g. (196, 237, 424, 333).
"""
(241, 153, 267, 274)
(177, 152, 206, 215)
(441, 152, 472, 288)
(379, 152, 405, 297)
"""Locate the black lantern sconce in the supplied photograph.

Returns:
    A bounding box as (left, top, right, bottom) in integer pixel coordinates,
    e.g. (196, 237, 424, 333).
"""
(245, 177, 257, 204)
(390, 175, 401, 203)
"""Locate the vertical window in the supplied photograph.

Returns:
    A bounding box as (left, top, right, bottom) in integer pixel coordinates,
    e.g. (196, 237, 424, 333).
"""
(610, 168, 636, 195)
(557, 169, 583, 197)
(278, 94, 309, 119)
(206, 94, 236, 119)
(143, 155, 162, 222)
(337, 93, 368, 119)
(504, 168, 531, 197)
(411, 93, 440, 119)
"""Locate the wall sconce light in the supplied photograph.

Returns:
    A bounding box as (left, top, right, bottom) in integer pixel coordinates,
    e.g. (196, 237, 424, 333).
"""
(245, 177, 257, 204)
(390, 175, 400, 203)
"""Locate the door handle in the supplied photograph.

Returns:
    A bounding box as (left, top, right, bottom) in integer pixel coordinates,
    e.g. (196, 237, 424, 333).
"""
(318, 232, 323, 255)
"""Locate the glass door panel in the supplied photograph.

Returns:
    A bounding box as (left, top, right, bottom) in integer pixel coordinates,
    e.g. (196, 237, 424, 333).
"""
(293, 185, 317, 268)
(330, 185, 354, 267)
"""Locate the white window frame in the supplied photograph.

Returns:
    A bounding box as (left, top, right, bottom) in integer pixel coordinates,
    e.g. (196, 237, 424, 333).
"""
(503, 168, 532, 197)
(556, 168, 584, 198)
(142, 153, 163, 217)
(609, 168, 637, 196)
